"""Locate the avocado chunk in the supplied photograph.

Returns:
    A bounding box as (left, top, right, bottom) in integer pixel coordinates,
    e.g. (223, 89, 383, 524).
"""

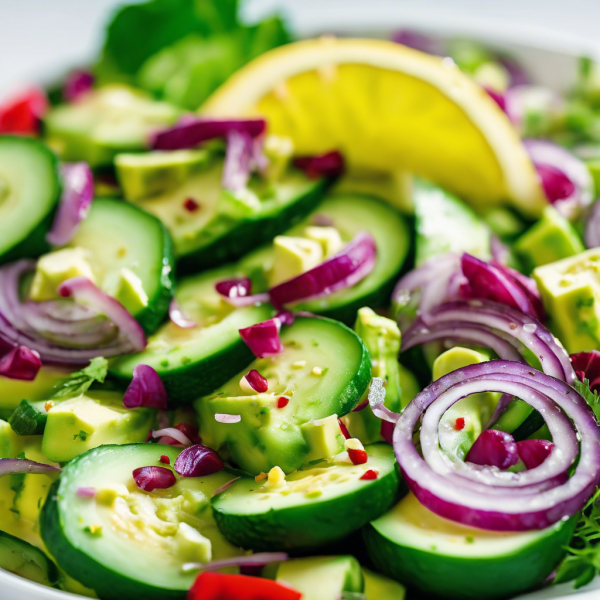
(432, 347, 498, 460)
(266, 556, 364, 600)
(41, 390, 153, 463)
(301, 414, 345, 463)
(533, 248, 600, 352)
(364, 492, 577, 600)
(29, 248, 95, 302)
(44, 85, 181, 167)
(269, 235, 324, 287)
(115, 149, 211, 201)
(515, 205, 584, 271)
(414, 178, 491, 266)
(362, 567, 406, 600)
(113, 267, 149, 315)
(195, 316, 371, 475)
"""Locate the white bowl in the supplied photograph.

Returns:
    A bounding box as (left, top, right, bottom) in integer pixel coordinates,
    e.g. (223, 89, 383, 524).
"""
(1, 2, 599, 599)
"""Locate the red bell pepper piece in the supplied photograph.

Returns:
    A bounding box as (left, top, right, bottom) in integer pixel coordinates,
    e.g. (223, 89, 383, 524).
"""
(0, 88, 47, 135)
(187, 572, 302, 600)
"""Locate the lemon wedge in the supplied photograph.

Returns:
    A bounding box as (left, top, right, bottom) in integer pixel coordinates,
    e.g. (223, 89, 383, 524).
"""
(202, 37, 545, 216)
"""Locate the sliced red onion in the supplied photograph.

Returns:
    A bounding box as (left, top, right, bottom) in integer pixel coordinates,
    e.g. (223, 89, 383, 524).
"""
(338, 419, 351, 439)
(461, 253, 544, 321)
(524, 139, 594, 218)
(132, 466, 176, 492)
(367, 377, 400, 423)
(182, 552, 288, 573)
(47, 163, 94, 247)
(275, 310, 295, 326)
(465, 429, 519, 469)
(168, 299, 196, 329)
(490, 235, 510, 265)
(352, 399, 368, 412)
(212, 477, 240, 498)
(402, 300, 575, 384)
(123, 364, 168, 410)
(380, 420, 394, 445)
(392, 360, 600, 531)
(485, 87, 506, 112)
(216, 277, 252, 300)
(269, 231, 376, 308)
(215, 413, 241, 424)
(58, 277, 146, 352)
(391, 29, 445, 55)
(239, 319, 283, 359)
(76, 487, 96, 498)
(584, 201, 600, 249)
(173, 422, 202, 445)
(0, 458, 60, 476)
(293, 151, 345, 179)
(517, 439, 554, 470)
(174, 444, 224, 477)
(0, 345, 41, 380)
(244, 369, 269, 393)
(222, 130, 254, 192)
(571, 350, 600, 392)
(492, 261, 545, 321)
(63, 70, 94, 102)
(152, 117, 266, 151)
(152, 427, 192, 447)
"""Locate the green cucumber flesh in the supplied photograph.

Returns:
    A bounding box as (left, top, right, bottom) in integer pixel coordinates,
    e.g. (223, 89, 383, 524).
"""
(0, 136, 61, 264)
(240, 193, 410, 324)
(131, 159, 327, 274)
(364, 492, 577, 600)
(414, 178, 491, 266)
(212, 443, 399, 551)
(492, 399, 545, 441)
(109, 264, 272, 404)
(362, 567, 406, 600)
(40, 444, 244, 600)
(0, 529, 59, 587)
(195, 316, 371, 475)
(68, 197, 175, 334)
(266, 555, 364, 600)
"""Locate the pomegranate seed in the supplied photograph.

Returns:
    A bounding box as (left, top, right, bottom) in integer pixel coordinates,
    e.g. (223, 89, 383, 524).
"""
(132, 466, 176, 491)
(245, 369, 269, 393)
(454, 417, 466, 431)
(360, 469, 379, 480)
(174, 444, 224, 477)
(338, 419, 351, 439)
(159, 455, 170, 465)
(174, 422, 202, 444)
(348, 448, 368, 465)
(277, 396, 289, 409)
(183, 197, 200, 212)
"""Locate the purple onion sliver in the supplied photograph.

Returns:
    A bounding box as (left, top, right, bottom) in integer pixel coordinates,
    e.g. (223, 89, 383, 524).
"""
(168, 299, 196, 329)
(212, 477, 240, 498)
(123, 364, 168, 410)
(63, 70, 95, 102)
(0, 458, 60, 476)
(47, 162, 94, 247)
(239, 319, 283, 359)
(152, 428, 192, 446)
(352, 399, 369, 412)
(222, 130, 254, 193)
(132, 466, 176, 492)
(215, 277, 252, 300)
(465, 429, 519, 469)
(368, 377, 400, 423)
(391, 29, 445, 55)
(215, 413, 241, 424)
(76, 487, 96, 498)
(293, 150, 345, 179)
(0, 345, 41, 381)
(174, 444, 224, 478)
(517, 439, 554, 470)
(182, 552, 288, 573)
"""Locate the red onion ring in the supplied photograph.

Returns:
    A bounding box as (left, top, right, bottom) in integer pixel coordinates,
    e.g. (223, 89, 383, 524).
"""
(168, 299, 196, 329)
(393, 360, 600, 531)
(0, 458, 60, 476)
(182, 552, 289, 573)
(151, 428, 192, 447)
(222, 130, 254, 193)
(215, 413, 241, 424)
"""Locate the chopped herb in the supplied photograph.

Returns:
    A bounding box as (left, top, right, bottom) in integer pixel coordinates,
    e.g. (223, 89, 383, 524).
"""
(51, 357, 108, 401)
(465, 536, 475, 544)
(74, 430, 90, 442)
(574, 379, 600, 420)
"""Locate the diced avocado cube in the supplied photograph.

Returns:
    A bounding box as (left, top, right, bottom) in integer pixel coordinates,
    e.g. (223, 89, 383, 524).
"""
(433, 347, 499, 460)
(266, 556, 364, 600)
(301, 415, 345, 463)
(304, 226, 344, 258)
(263, 134, 294, 182)
(0, 419, 21, 458)
(515, 206, 584, 271)
(29, 248, 95, 302)
(115, 149, 210, 201)
(42, 390, 154, 463)
(269, 235, 324, 287)
(533, 249, 600, 353)
(114, 268, 149, 315)
(174, 522, 212, 563)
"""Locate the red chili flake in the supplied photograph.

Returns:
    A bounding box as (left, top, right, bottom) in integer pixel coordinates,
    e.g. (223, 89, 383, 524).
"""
(360, 469, 379, 480)
(183, 197, 200, 212)
(338, 419, 351, 439)
(277, 396, 290, 409)
(174, 422, 202, 444)
(348, 448, 368, 465)
(454, 417, 466, 431)
(159, 455, 170, 465)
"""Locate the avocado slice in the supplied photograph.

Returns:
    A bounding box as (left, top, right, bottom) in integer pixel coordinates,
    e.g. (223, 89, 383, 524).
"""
(362, 567, 406, 600)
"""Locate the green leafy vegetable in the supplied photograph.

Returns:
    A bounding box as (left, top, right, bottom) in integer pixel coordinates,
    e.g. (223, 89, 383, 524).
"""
(51, 357, 108, 401)
(573, 378, 600, 420)
(9, 453, 27, 516)
(73, 431, 90, 442)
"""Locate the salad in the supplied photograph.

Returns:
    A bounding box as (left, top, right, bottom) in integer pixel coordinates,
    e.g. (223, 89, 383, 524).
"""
(2, 1, 600, 599)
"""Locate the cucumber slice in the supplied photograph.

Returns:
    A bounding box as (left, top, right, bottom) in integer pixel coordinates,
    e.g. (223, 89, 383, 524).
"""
(195, 316, 371, 474)
(109, 264, 272, 404)
(68, 198, 175, 334)
(414, 178, 491, 266)
(43, 85, 181, 167)
(129, 158, 327, 273)
(0, 529, 59, 587)
(41, 444, 244, 600)
(363, 492, 577, 600)
(212, 444, 399, 551)
(0, 136, 61, 264)
(265, 556, 364, 600)
(241, 193, 410, 324)
(362, 567, 406, 600)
